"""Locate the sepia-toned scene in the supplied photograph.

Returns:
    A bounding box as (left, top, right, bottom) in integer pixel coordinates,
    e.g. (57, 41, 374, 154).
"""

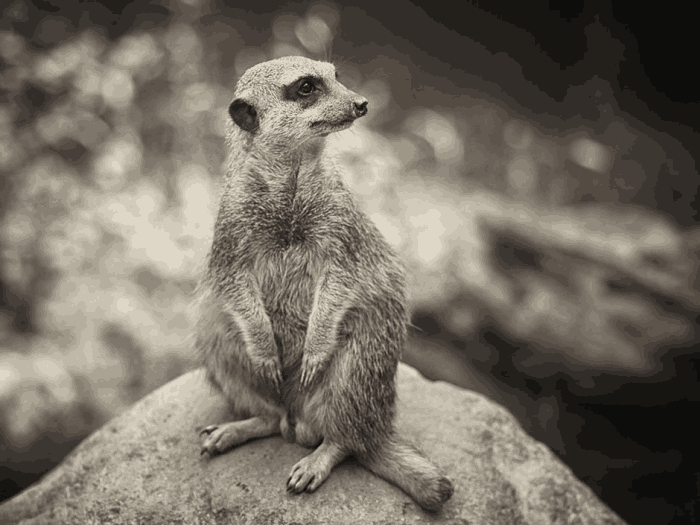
(0, 1, 697, 524)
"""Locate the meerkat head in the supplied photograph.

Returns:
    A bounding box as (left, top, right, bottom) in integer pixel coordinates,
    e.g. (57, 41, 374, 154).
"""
(228, 56, 368, 149)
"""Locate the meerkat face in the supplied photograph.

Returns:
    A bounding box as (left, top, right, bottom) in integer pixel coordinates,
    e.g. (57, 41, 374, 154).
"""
(229, 56, 368, 148)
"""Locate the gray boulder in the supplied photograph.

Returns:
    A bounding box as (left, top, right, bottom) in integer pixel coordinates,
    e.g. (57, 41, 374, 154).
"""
(0, 363, 627, 524)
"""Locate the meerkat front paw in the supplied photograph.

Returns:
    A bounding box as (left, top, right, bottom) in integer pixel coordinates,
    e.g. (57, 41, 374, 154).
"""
(253, 355, 283, 392)
(299, 352, 325, 388)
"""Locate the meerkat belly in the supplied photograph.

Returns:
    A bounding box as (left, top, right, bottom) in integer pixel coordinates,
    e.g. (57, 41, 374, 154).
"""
(253, 245, 321, 369)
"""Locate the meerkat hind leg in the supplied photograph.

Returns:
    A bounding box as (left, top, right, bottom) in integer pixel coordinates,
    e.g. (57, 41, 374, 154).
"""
(287, 439, 346, 493)
(200, 416, 280, 456)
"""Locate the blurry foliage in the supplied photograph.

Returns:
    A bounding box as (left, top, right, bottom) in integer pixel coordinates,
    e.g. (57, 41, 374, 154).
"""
(0, 0, 698, 460)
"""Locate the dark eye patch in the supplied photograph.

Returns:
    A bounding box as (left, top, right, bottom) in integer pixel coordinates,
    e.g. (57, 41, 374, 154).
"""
(284, 76, 324, 108)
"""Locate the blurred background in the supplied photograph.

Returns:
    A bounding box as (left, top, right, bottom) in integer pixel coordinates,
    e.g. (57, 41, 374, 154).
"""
(0, 1, 697, 523)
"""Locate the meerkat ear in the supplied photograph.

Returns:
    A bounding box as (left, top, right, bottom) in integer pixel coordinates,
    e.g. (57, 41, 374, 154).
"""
(229, 97, 258, 133)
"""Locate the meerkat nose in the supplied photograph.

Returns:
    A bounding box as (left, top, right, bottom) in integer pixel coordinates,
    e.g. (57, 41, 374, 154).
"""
(353, 98, 368, 118)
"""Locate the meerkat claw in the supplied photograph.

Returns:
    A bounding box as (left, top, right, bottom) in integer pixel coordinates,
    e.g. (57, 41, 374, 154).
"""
(300, 358, 320, 388)
(269, 368, 282, 394)
(274, 368, 283, 390)
(256, 359, 282, 392)
(199, 425, 218, 437)
(199, 426, 218, 457)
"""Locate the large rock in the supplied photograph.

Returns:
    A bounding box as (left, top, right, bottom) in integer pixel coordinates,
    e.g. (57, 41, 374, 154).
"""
(0, 364, 626, 524)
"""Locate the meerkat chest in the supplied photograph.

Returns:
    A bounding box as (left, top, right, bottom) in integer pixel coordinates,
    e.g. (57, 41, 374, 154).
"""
(253, 244, 320, 301)
(244, 194, 323, 252)
(244, 190, 330, 316)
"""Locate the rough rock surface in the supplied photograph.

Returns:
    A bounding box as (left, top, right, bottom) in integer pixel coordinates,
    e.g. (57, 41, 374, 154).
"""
(0, 363, 627, 524)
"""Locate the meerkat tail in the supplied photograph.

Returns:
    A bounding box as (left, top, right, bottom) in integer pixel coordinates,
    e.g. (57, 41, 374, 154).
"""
(359, 436, 454, 512)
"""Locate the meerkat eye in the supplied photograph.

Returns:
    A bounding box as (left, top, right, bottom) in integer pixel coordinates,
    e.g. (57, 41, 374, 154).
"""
(298, 81, 315, 96)
(335, 71, 339, 80)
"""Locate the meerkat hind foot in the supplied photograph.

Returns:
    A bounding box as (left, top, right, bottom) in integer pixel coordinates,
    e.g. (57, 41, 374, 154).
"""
(199, 416, 280, 457)
(287, 440, 346, 493)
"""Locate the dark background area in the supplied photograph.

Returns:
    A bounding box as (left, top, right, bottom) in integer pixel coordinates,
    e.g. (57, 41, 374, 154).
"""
(1, 1, 698, 524)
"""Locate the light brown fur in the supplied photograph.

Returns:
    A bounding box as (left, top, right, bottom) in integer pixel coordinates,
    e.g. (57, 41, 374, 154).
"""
(195, 56, 453, 512)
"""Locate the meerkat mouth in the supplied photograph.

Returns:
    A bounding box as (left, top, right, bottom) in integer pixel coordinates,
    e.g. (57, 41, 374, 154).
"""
(332, 119, 354, 130)
(311, 117, 355, 129)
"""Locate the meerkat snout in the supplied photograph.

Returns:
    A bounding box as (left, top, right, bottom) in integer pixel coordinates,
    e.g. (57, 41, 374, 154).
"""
(353, 98, 368, 118)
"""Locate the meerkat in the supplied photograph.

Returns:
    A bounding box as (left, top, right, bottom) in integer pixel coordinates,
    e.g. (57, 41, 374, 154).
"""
(195, 55, 453, 512)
